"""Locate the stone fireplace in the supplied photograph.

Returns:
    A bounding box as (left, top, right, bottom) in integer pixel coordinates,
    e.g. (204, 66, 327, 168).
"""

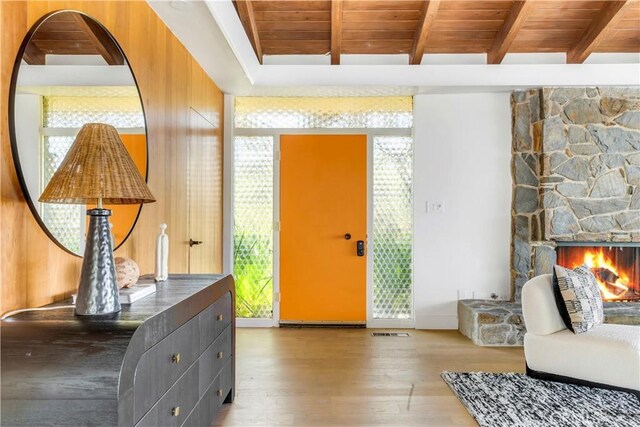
(511, 87, 640, 300)
(459, 86, 640, 346)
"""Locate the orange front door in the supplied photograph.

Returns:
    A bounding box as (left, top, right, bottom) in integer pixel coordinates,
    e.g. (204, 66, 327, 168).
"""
(280, 135, 367, 323)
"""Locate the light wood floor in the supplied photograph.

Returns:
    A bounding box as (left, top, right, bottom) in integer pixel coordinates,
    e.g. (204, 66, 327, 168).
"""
(214, 328, 524, 426)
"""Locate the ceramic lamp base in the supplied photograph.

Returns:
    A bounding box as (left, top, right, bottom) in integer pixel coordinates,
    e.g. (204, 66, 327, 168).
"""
(75, 208, 121, 316)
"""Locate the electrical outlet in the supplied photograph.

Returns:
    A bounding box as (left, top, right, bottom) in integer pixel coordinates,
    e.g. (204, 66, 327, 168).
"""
(427, 200, 444, 214)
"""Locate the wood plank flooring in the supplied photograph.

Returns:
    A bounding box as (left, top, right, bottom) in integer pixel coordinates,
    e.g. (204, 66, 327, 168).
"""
(214, 328, 525, 426)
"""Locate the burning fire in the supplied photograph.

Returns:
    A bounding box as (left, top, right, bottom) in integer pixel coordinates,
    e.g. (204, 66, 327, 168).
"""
(580, 249, 630, 300)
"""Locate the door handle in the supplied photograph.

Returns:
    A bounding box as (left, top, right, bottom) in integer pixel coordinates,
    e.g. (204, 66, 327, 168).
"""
(356, 240, 365, 257)
(344, 233, 351, 240)
(189, 239, 203, 247)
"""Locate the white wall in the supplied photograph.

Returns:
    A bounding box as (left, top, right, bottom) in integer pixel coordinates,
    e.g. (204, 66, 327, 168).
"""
(413, 93, 512, 329)
(15, 93, 43, 214)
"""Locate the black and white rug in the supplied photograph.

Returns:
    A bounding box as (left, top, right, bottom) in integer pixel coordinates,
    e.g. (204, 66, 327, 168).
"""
(441, 372, 640, 427)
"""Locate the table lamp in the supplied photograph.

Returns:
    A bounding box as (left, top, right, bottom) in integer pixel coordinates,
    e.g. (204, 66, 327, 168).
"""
(40, 123, 155, 316)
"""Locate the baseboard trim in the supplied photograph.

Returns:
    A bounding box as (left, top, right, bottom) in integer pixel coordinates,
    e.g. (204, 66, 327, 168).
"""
(526, 364, 640, 402)
(415, 314, 457, 330)
(236, 318, 276, 328)
(280, 320, 366, 328)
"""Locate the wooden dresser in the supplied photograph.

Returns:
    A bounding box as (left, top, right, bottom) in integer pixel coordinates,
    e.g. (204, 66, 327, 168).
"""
(1, 275, 235, 427)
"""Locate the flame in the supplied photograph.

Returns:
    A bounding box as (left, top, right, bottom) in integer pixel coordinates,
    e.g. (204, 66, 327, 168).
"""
(580, 249, 629, 300)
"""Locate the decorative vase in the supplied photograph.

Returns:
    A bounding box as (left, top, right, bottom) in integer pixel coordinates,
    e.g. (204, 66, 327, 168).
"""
(155, 224, 169, 282)
(75, 209, 120, 315)
(115, 257, 140, 289)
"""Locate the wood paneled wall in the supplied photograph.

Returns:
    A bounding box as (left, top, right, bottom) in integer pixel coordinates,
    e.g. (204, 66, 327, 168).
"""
(1, 1, 224, 313)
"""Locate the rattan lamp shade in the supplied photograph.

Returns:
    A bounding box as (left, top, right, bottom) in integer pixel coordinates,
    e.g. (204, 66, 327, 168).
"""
(39, 123, 155, 205)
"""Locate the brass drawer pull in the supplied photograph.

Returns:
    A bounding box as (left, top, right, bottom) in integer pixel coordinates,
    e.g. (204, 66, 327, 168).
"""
(217, 351, 224, 359)
(171, 353, 181, 364)
(216, 314, 224, 321)
(171, 406, 180, 417)
(217, 390, 223, 397)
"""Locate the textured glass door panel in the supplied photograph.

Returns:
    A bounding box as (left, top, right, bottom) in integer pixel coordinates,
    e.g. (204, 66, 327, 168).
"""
(42, 136, 85, 253)
(235, 97, 412, 129)
(233, 136, 274, 318)
(373, 136, 413, 319)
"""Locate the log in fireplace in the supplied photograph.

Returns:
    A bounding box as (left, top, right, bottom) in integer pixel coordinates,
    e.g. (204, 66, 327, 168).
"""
(556, 244, 640, 302)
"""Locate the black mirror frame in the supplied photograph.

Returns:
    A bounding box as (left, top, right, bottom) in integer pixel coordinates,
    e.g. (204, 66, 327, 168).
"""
(8, 10, 149, 257)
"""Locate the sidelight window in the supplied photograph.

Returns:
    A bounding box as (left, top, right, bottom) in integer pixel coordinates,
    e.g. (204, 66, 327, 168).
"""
(233, 136, 275, 318)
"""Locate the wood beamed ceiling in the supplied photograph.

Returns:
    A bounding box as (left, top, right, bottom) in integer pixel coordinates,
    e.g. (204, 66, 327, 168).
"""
(233, 0, 640, 65)
(23, 11, 124, 65)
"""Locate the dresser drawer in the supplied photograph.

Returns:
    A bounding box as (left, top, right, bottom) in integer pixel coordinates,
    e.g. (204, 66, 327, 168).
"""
(199, 292, 232, 352)
(181, 375, 219, 427)
(218, 358, 233, 406)
(198, 324, 232, 396)
(183, 358, 232, 427)
(134, 315, 201, 422)
(135, 359, 200, 427)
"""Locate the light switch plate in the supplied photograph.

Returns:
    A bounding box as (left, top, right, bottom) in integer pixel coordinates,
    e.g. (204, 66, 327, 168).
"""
(427, 200, 444, 214)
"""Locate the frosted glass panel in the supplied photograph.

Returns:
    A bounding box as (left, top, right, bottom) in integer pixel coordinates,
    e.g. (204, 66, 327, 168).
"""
(43, 95, 144, 128)
(234, 136, 274, 318)
(42, 136, 85, 254)
(373, 136, 413, 319)
(235, 97, 412, 129)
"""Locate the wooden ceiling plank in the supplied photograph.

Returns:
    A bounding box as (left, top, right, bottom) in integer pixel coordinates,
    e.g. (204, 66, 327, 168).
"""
(567, 0, 636, 63)
(261, 31, 331, 41)
(487, 0, 535, 64)
(343, 40, 414, 55)
(254, 11, 331, 21)
(343, 30, 418, 41)
(439, 1, 514, 11)
(236, 0, 263, 64)
(32, 30, 88, 41)
(436, 9, 509, 20)
(344, 1, 425, 11)
(433, 20, 505, 31)
(522, 19, 593, 31)
(410, 0, 442, 65)
(343, 20, 422, 31)
(253, 1, 331, 12)
(71, 14, 124, 65)
(259, 21, 331, 31)
(331, 0, 343, 65)
(263, 39, 330, 55)
(343, 10, 422, 21)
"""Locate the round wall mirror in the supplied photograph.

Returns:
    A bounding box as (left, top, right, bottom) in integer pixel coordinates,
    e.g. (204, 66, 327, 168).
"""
(9, 11, 148, 256)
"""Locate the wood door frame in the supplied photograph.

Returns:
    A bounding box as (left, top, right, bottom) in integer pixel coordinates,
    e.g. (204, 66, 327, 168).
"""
(226, 121, 414, 328)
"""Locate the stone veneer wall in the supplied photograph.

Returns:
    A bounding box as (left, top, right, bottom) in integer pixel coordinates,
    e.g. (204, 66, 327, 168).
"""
(511, 87, 640, 300)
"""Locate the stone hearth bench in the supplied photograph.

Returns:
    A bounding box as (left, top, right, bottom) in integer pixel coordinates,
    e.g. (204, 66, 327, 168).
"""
(458, 300, 639, 346)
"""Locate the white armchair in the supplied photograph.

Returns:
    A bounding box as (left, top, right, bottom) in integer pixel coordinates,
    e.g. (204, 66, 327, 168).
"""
(521, 274, 640, 399)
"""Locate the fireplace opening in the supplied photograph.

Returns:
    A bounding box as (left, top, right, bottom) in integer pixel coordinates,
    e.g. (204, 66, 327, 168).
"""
(556, 245, 640, 302)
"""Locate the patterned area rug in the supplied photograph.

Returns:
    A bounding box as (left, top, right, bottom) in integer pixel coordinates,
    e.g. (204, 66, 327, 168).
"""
(441, 372, 640, 427)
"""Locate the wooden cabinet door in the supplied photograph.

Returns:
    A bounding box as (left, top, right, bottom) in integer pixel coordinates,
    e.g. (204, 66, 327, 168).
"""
(187, 108, 222, 273)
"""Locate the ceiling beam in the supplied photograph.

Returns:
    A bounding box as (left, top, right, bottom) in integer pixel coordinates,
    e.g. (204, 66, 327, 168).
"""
(235, 0, 263, 64)
(567, 0, 634, 64)
(410, 1, 441, 65)
(72, 14, 124, 65)
(331, 0, 343, 65)
(487, 0, 535, 64)
(23, 42, 46, 65)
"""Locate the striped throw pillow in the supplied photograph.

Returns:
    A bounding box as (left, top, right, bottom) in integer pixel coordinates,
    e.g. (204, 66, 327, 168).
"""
(553, 264, 604, 334)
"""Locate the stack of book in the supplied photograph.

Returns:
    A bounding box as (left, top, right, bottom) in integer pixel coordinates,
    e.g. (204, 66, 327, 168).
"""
(72, 281, 156, 305)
